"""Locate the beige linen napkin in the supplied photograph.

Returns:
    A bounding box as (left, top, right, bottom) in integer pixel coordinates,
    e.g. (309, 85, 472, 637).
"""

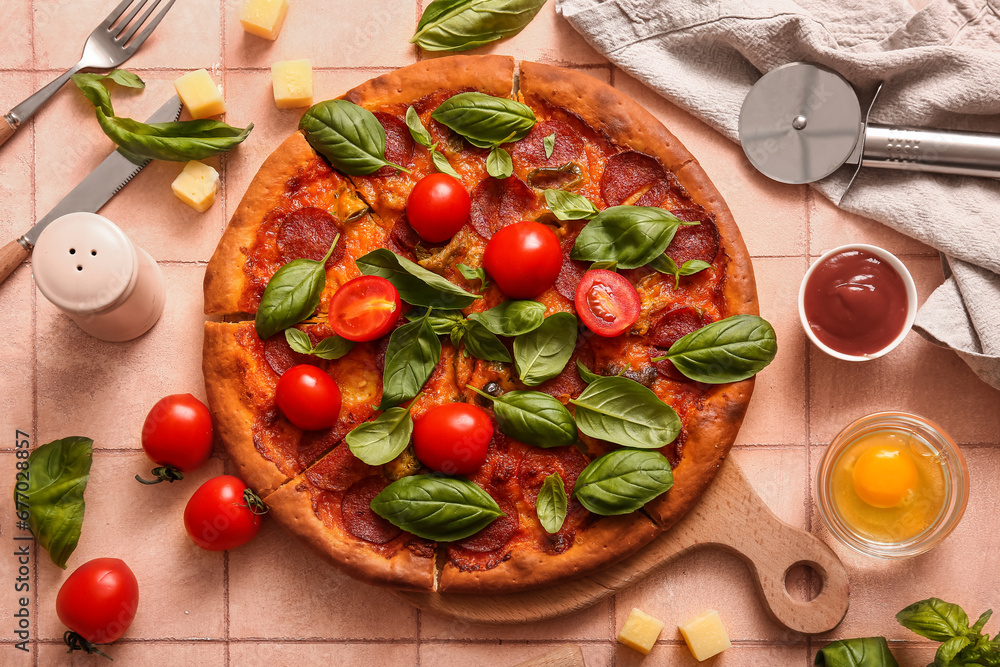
(556, 0, 1000, 389)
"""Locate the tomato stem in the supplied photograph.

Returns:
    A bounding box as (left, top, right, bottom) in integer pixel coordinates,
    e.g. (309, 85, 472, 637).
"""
(135, 466, 184, 485)
(63, 631, 112, 659)
(239, 488, 269, 516)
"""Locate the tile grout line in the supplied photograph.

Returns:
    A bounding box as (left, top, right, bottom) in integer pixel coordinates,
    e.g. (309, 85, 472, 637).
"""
(219, 0, 231, 659)
(803, 187, 819, 603)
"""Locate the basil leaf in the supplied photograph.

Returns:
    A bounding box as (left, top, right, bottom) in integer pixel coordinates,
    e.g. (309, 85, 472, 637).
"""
(569, 376, 680, 449)
(300, 99, 408, 175)
(649, 255, 712, 289)
(431, 149, 462, 178)
(469, 300, 545, 336)
(655, 314, 777, 384)
(347, 404, 415, 466)
(357, 248, 480, 309)
(487, 146, 513, 179)
(513, 312, 577, 386)
(463, 321, 511, 362)
(22, 437, 93, 569)
(457, 263, 489, 293)
(937, 636, 972, 666)
(897, 598, 970, 642)
(572, 449, 673, 515)
(470, 386, 577, 448)
(543, 132, 556, 159)
(590, 260, 618, 271)
(370, 475, 504, 541)
(571, 206, 694, 269)
(412, 0, 547, 52)
(432, 92, 535, 149)
(814, 638, 899, 667)
(406, 307, 467, 336)
(404, 106, 434, 148)
(96, 110, 253, 165)
(544, 189, 600, 221)
(537, 473, 567, 533)
(312, 334, 355, 360)
(71, 70, 144, 116)
(255, 240, 337, 340)
(380, 318, 441, 409)
(972, 610, 993, 635)
(576, 359, 601, 384)
(284, 327, 313, 354)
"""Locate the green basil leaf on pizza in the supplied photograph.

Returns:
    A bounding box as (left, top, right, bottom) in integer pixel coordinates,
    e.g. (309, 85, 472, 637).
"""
(255, 238, 338, 340)
(346, 402, 417, 466)
(404, 105, 434, 148)
(463, 321, 511, 363)
(457, 263, 489, 293)
(357, 248, 480, 309)
(648, 254, 712, 289)
(379, 317, 441, 409)
(543, 132, 556, 159)
(432, 92, 535, 149)
(569, 376, 681, 449)
(544, 188, 599, 221)
(486, 146, 513, 179)
(468, 299, 545, 336)
(537, 473, 568, 534)
(573, 449, 674, 516)
(468, 386, 577, 448)
(513, 311, 577, 386)
(431, 149, 462, 178)
(406, 307, 467, 336)
(284, 328, 354, 360)
(571, 206, 697, 269)
(300, 99, 409, 175)
(653, 314, 777, 384)
(370, 475, 505, 541)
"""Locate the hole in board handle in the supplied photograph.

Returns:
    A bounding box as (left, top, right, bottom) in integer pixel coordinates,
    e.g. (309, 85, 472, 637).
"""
(784, 561, 823, 602)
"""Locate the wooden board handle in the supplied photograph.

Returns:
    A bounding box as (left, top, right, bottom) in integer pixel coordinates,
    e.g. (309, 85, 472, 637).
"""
(0, 239, 30, 284)
(0, 116, 16, 147)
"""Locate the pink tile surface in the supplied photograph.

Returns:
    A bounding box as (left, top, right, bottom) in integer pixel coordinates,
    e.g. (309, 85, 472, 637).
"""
(615, 642, 808, 666)
(0, 270, 33, 450)
(0, 73, 35, 244)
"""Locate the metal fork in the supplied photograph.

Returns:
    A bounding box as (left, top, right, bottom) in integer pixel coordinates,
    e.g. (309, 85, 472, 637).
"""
(0, 0, 177, 147)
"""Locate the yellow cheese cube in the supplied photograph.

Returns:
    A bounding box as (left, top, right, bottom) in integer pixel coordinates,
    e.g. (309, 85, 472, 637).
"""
(240, 0, 289, 40)
(617, 608, 664, 655)
(171, 161, 219, 213)
(271, 59, 313, 109)
(679, 610, 731, 661)
(174, 69, 225, 119)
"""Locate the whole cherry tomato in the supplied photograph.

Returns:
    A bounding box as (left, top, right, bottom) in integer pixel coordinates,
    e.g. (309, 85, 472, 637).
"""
(57, 558, 139, 647)
(184, 475, 265, 551)
(482, 221, 562, 299)
(406, 173, 471, 243)
(575, 269, 641, 337)
(413, 403, 493, 475)
(137, 394, 213, 484)
(275, 365, 342, 430)
(328, 275, 402, 342)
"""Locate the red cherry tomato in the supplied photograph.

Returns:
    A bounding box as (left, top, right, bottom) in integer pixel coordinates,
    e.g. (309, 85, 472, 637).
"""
(413, 403, 493, 475)
(406, 173, 471, 243)
(482, 221, 562, 299)
(574, 269, 641, 337)
(328, 275, 402, 342)
(139, 394, 213, 482)
(56, 558, 139, 645)
(184, 475, 263, 551)
(275, 365, 342, 430)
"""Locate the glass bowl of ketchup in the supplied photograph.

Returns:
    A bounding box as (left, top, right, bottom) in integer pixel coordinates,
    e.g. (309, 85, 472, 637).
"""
(798, 244, 917, 361)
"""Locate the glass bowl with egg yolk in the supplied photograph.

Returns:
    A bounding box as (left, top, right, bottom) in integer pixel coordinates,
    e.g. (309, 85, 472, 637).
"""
(816, 412, 969, 558)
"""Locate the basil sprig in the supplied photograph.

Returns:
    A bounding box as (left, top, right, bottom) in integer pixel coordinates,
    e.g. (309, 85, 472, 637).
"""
(649, 255, 712, 289)
(537, 473, 568, 534)
(652, 315, 777, 384)
(72, 70, 144, 116)
(571, 206, 697, 269)
(300, 100, 408, 175)
(405, 106, 461, 178)
(570, 375, 681, 449)
(285, 328, 354, 360)
(486, 146, 513, 179)
(544, 189, 599, 221)
(404, 307, 509, 363)
(815, 638, 899, 667)
(412, 0, 547, 52)
(513, 312, 577, 386)
(432, 92, 536, 149)
(346, 400, 417, 466)
(543, 133, 556, 159)
(468, 300, 545, 336)
(255, 238, 338, 340)
(456, 263, 489, 293)
(897, 599, 974, 643)
(572, 449, 673, 515)
(370, 475, 504, 541)
(380, 317, 441, 409)
(357, 248, 480, 309)
(406, 307, 465, 334)
(469, 386, 577, 448)
(22, 437, 93, 568)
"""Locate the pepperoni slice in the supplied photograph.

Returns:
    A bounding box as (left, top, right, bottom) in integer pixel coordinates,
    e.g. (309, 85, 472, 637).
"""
(455, 497, 518, 553)
(554, 230, 589, 302)
(665, 207, 721, 265)
(469, 176, 537, 239)
(297, 421, 351, 468)
(509, 120, 585, 169)
(517, 446, 588, 507)
(634, 178, 674, 208)
(305, 444, 368, 492)
(537, 343, 592, 401)
(263, 333, 319, 376)
(342, 476, 401, 544)
(601, 151, 667, 206)
(277, 207, 345, 265)
(372, 112, 414, 177)
(649, 307, 710, 378)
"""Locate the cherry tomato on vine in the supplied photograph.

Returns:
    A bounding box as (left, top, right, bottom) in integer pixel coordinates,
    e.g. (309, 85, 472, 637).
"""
(328, 275, 402, 342)
(482, 221, 562, 299)
(413, 403, 493, 475)
(406, 173, 471, 243)
(183, 475, 265, 551)
(574, 269, 641, 337)
(57, 558, 139, 651)
(137, 394, 213, 484)
(275, 365, 342, 430)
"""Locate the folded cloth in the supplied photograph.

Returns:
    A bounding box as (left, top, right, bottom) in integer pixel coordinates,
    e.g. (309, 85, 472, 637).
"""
(557, 0, 1000, 389)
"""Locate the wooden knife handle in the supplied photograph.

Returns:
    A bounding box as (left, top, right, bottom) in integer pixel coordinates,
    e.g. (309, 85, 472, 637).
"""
(0, 239, 30, 284)
(0, 115, 16, 147)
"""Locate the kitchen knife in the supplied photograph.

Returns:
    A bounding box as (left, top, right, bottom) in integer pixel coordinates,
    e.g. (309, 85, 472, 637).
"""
(0, 95, 183, 285)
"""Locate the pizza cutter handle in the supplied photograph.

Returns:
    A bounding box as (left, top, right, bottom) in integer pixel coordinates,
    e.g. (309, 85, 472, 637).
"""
(863, 123, 1000, 178)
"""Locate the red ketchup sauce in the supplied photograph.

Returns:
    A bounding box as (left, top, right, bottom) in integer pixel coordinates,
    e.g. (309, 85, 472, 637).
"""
(803, 249, 908, 356)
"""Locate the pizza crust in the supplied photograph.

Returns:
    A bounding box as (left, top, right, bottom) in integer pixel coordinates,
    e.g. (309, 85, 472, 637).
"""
(342, 55, 515, 108)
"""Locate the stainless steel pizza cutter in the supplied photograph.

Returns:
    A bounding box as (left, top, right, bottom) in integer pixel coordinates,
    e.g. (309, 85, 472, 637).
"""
(739, 61, 1000, 191)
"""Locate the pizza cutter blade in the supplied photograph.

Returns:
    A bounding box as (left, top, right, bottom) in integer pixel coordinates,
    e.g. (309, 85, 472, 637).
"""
(739, 61, 1000, 187)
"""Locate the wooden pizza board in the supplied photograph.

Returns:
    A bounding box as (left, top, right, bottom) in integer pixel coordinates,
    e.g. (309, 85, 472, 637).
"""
(395, 457, 849, 635)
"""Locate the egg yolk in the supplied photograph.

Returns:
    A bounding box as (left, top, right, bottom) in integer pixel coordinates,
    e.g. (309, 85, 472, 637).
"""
(852, 444, 919, 508)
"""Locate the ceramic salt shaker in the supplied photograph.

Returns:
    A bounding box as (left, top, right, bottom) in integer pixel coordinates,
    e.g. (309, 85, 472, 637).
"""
(32, 213, 166, 342)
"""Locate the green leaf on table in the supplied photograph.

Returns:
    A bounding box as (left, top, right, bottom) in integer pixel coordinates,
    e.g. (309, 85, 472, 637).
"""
(569, 375, 680, 449)
(97, 110, 252, 165)
(357, 248, 480, 309)
(255, 238, 338, 340)
(513, 311, 577, 386)
(572, 449, 673, 515)
(71, 70, 144, 116)
(544, 188, 600, 221)
(469, 300, 545, 336)
(412, 0, 547, 52)
(370, 475, 504, 541)
(897, 598, 971, 642)
(300, 99, 409, 175)
(814, 637, 899, 667)
(537, 473, 567, 533)
(652, 314, 777, 384)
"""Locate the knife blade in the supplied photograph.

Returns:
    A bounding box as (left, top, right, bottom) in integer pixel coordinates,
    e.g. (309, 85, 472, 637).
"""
(20, 95, 184, 248)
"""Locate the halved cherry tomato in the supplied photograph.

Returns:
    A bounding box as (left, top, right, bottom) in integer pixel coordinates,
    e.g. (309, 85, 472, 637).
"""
(184, 475, 264, 551)
(57, 558, 139, 646)
(328, 275, 401, 342)
(406, 173, 471, 243)
(482, 221, 561, 299)
(137, 394, 213, 484)
(575, 269, 641, 337)
(413, 403, 492, 475)
(275, 365, 342, 430)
